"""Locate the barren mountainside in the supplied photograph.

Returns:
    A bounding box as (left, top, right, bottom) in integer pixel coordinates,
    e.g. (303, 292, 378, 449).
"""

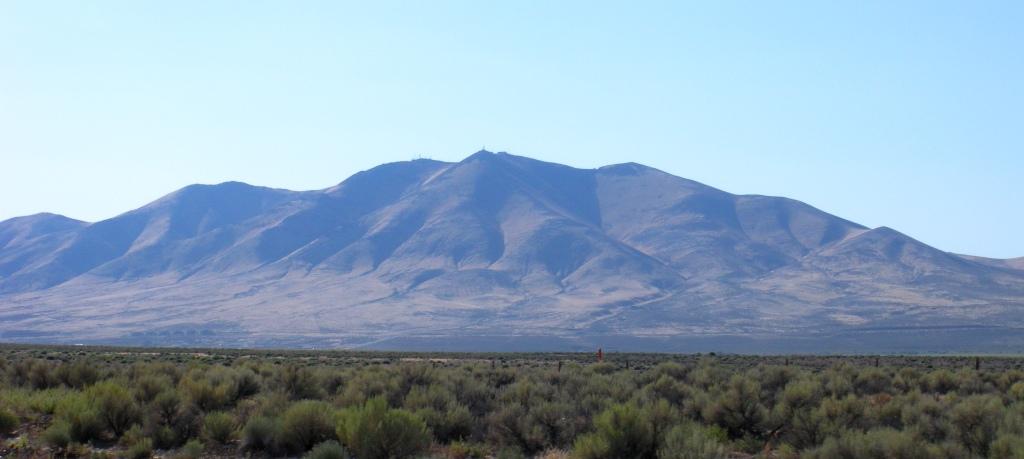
(2, 151, 1022, 352)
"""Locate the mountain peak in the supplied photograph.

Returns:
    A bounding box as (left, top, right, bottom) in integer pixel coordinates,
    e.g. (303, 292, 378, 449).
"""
(2, 151, 1022, 351)
(598, 162, 658, 176)
(461, 149, 512, 163)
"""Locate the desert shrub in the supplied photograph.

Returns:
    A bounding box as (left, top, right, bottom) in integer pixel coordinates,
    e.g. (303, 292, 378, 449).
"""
(893, 368, 922, 392)
(403, 384, 473, 442)
(814, 394, 865, 437)
(87, 380, 141, 437)
(179, 374, 231, 412)
(414, 403, 474, 443)
(647, 361, 690, 382)
(0, 387, 72, 417)
(321, 370, 347, 396)
(337, 396, 431, 459)
(42, 420, 73, 449)
(954, 369, 987, 395)
(125, 437, 154, 459)
(241, 415, 282, 453)
(924, 370, 958, 394)
(234, 367, 262, 399)
(486, 403, 538, 452)
(865, 393, 902, 429)
(773, 380, 824, 449)
(55, 361, 101, 389)
(25, 359, 60, 389)
(572, 403, 655, 459)
(281, 400, 337, 453)
(657, 422, 727, 459)
(176, 439, 204, 459)
(949, 394, 1002, 455)
(448, 440, 490, 459)
(991, 433, 1024, 459)
(202, 411, 235, 444)
(279, 365, 324, 400)
(643, 398, 682, 443)
(900, 394, 947, 443)
(776, 379, 822, 419)
(0, 408, 18, 435)
(169, 403, 203, 447)
(703, 375, 767, 440)
(304, 440, 349, 459)
(757, 365, 799, 402)
(819, 365, 855, 398)
(153, 389, 182, 424)
(854, 368, 893, 395)
(396, 363, 437, 396)
(645, 375, 692, 407)
(1010, 381, 1024, 401)
(54, 392, 105, 442)
(146, 420, 179, 449)
(134, 374, 173, 403)
(338, 367, 399, 407)
(804, 428, 929, 459)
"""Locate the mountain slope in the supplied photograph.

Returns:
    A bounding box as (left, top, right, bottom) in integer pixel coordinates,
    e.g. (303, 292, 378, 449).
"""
(1, 151, 1022, 352)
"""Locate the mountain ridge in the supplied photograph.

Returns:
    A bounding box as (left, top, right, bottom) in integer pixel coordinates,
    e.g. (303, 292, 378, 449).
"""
(2, 151, 1022, 352)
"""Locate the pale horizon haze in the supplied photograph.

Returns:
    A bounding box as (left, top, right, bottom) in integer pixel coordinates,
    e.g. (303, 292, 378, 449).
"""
(1, 2, 1021, 258)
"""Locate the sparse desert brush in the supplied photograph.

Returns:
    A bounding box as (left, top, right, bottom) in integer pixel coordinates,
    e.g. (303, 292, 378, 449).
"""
(4, 347, 1024, 458)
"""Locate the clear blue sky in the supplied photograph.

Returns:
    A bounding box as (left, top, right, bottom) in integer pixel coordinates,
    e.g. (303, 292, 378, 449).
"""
(1, 1, 1021, 258)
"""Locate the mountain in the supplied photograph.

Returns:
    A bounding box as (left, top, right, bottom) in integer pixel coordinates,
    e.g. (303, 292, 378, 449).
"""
(2, 151, 1022, 352)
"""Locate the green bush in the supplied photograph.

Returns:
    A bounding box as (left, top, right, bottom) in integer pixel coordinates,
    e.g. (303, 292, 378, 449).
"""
(991, 433, 1024, 459)
(1010, 381, 1024, 401)
(572, 403, 655, 459)
(153, 389, 182, 424)
(241, 415, 282, 453)
(448, 441, 490, 459)
(146, 421, 178, 449)
(42, 420, 73, 449)
(126, 437, 154, 459)
(179, 376, 230, 412)
(202, 411, 235, 444)
(280, 365, 324, 400)
(703, 375, 766, 439)
(900, 394, 947, 443)
(854, 368, 893, 395)
(54, 392, 105, 442)
(55, 360, 101, 389)
(87, 380, 141, 437)
(949, 394, 1002, 455)
(176, 439, 204, 459)
(134, 374, 173, 403)
(804, 428, 930, 459)
(657, 422, 727, 459)
(281, 400, 337, 453)
(337, 396, 431, 459)
(0, 408, 18, 435)
(304, 440, 349, 459)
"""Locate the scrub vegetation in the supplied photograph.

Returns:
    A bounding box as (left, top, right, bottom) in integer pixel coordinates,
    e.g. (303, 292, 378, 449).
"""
(1, 345, 1024, 458)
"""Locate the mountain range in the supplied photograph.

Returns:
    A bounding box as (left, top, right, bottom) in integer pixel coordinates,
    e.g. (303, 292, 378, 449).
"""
(2, 151, 1023, 352)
